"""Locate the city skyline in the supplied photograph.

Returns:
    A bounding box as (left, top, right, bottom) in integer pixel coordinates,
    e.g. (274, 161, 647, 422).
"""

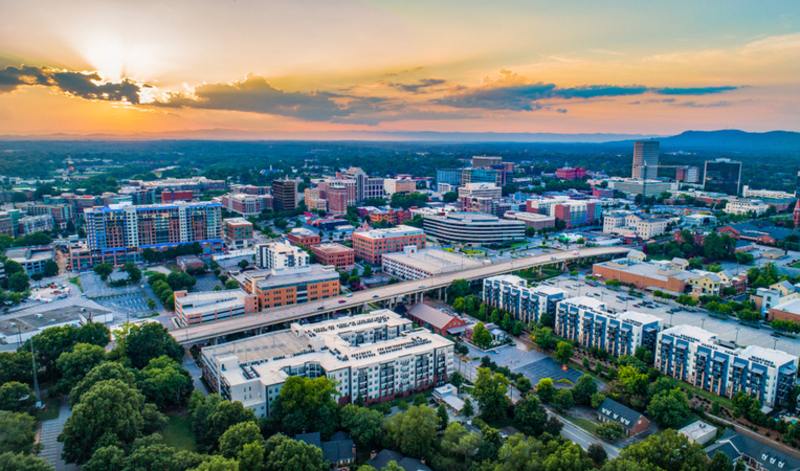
(1, 0, 799, 137)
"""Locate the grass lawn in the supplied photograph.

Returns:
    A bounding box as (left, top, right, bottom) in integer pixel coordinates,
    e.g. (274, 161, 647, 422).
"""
(562, 415, 599, 434)
(662, 376, 734, 410)
(37, 396, 61, 422)
(165, 263, 181, 273)
(163, 414, 197, 452)
(791, 261, 800, 269)
(68, 277, 83, 293)
(482, 415, 516, 431)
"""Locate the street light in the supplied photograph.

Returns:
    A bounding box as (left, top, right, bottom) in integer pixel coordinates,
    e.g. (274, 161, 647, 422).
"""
(773, 338, 779, 350)
(734, 327, 740, 345)
(701, 318, 706, 329)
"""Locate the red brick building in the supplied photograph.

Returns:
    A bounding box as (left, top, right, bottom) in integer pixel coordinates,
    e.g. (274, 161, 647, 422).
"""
(162, 190, 194, 203)
(310, 243, 355, 269)
(597, 398, 650, 437)
(287, 228, 321, 247)
(352, 225, 426, 264)
(406, 303, 468, 336)
(555, 167, 587, 180)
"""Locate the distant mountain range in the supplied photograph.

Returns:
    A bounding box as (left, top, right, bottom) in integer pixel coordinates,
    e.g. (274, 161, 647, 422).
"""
(0, 128, 798, 151)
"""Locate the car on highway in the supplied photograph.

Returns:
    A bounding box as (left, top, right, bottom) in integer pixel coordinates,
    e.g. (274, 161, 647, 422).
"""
(317, 306, 324, 310)
(346, 293, 353, 298)
(372, 295, 379, 298)
(338, 299, 346, 304)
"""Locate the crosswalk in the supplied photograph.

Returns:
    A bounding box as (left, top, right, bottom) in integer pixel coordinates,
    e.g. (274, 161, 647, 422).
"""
(37, 398, 77, 471)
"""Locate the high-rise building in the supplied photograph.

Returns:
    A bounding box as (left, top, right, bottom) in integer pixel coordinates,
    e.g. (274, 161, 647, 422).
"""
(483, 275, 566, 324)
(632, 141, 659, 179)
(255, 241, 309, 270)
(84, 201, 224, 265)
(675, 166, 700, 183)
(703, 159, 742, 195)
(436, 169, 462, 192)
(326, 184, 350, 215)
(271, 179, 298, 211)
(472, 156, 503, 168)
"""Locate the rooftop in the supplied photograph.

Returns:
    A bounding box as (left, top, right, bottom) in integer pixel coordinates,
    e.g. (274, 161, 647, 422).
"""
(407, 303, 461, 331)
(311, 243, 353, 254)
(248, 264, 339, 290)
(619, 310, 663, 325)
(0, 305, 111, 338)
(771, 298, 800, 315)
(353, 225, 424, 239)
(225, 217, 252, 226)
(678, 420, 717, 441)
(560, 296, 606, 311)
(660, 324, 717, 344)
(381, 248, 482, 274)
(177, 290, 253, 317)
(3, 246, 55, 263)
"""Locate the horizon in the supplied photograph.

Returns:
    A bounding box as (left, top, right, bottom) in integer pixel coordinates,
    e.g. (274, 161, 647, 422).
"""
(2, 1, 799, 137)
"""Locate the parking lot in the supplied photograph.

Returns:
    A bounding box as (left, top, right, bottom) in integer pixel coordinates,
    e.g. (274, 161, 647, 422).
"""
(195, 274, 222, 292)
(79, 272, 142, 298)
(545, 276, 800, 356)
(92, 292, 156, 320)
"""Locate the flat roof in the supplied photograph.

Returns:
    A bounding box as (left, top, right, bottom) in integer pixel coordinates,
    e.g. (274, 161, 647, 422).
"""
(178, 290, 251, 316)
(4, 247, 55, 263)
(560, 296, 605, 311)
(660, 324, 717, 344)
(251, 265, 339, 290)
(312, 243, 353, 254)
(772, 298, 800, 314)
(353, 225, 424, 240)
(679, 420, 717, 439)
(382, 248, 482, 274)
(0, 305, 110, 337)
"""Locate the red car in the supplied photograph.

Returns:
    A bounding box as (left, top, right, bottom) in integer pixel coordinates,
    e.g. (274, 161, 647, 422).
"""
(338, 299, 346, 304)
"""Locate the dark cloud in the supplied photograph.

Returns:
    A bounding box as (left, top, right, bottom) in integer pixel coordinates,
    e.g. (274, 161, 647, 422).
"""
(0, 65, 144, 103)
(557, 85, 648, 98)
(388, 78, 447, 93)
(656, 86, 737, 95)
(672, 100, 734, 108)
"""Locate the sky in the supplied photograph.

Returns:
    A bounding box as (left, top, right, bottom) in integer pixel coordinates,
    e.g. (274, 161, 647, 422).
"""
(1, 0, 799, 137)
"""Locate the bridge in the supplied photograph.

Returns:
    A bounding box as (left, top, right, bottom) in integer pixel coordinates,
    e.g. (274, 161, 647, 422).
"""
(171, 246, 630, 344)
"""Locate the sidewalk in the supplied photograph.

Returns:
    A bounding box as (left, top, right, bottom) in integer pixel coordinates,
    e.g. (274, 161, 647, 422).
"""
(37, 397, 77, 471)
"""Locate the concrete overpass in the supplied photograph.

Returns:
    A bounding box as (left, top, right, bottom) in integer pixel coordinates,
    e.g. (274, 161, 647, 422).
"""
(171, 246, 630, 344)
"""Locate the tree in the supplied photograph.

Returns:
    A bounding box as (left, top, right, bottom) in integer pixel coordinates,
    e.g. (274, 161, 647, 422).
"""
(137, 356, 194, 410)
(238, 441, 266, 471)
(269, 376, 340, 439)
(462, 398, 474, 418)
(0, 351, 32, 386)
(59, 379, 149, 464)
(472, 368, 510, 422)
(596, 422, 626, 442)
(472, 322, 493, 349)
(225, 280, 240, 290)
(262, 435, 325, 471)
(83, 445, 126, 471)
(121, 322, 185, 369)
(362, 265, 373, 277)
(70, 362, 137, 407)
(552, 389, 574, 412)
(219, 421, 264, 459)
(619, 429, 706, 471)
(542, 441, 592, 471)
(588, 443, 608, 466)
(516, 377, 532, 396)
(0, 452, 54, 471)
(618, 365, 649, 397)
(452, 297, 466, 313)
(385, 406, 438, 458)
(532, 327, 557, 350)
(536, 378, 556, 403)
(192, 455, 240, 471)
(708, 451, 734, 471)
(43, 260, 59, 277)
(736, 252, 754, 265)
(514, 393, 548, 436)
(572, 375, 598, 405)
(0, 411, 37, 455)
(93, 263, 114, 281)
(441, 422, 482, 466)
(56, 343, 107, 392)
(8, 272, 29, 293)
(437, 403, 449, 429)
(341, 404, 384, 450)
(0, 382, 37, 414)
(447, 279, 470, 302)
(648, 388, 690, 428)
(450, 371, 464, 390)
(554, 342, 574, 364)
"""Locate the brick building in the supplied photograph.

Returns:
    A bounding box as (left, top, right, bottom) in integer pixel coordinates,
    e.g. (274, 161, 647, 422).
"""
(224, 218, 254, 249)
(242, 265, 339, 310)
(310, 243, 355, 269)
(286, 228, 321, 247)
(352, 225, 426, 264)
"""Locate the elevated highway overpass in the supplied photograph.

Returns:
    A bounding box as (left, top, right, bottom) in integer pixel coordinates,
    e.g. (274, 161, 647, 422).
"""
(171, 246, 630, 344)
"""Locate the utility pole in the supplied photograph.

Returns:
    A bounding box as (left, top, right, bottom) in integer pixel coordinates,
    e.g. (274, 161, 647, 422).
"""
(31, 339, 41, 408)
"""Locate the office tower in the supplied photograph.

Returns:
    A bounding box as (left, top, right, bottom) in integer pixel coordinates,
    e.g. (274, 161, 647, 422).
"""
(675, 166, 699, 183)
(326, 184, 350, 215)
(255, 241, 309, 270)
(632, 141, 659, 179)
(472, 156, 503, 168)
(271, 178, 297, 211)
(703, 159, 742, 195)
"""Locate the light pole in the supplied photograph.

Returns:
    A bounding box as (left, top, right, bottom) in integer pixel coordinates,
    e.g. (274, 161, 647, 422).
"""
(773, 338, 779, 350)
(734, 327, 740, 345)
(701, 318, 706, 329)
(670, 311, 674, 327)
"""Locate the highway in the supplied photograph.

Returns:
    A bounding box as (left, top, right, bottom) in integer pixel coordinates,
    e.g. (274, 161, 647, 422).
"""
(171, 246, 630, 344)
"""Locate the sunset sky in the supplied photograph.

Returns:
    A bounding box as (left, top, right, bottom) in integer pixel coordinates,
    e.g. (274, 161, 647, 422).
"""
(1, 0, 799, 137)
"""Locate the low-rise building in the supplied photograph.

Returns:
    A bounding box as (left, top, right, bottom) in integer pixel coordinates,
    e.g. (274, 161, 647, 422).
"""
(597, 398, 650, 437)
(678, 421, 717, 445)
(0, 306, 112, 344)
(724, 198, 770, 216)
(384, 178, 417, 195)
(243, 265, 339, 310)
(286, 228, 321, 247)
(199, 310, 454, 416)
(18, 214, 54, 235)
(656, 325, 798, 407)
(482, 275, 566, 324)
(381, 246, 482, 281)
(555, 167, 587, 180)
(310, 243, 355, 269)
(555, 296, 662, 357)
(174, 289, 259, 326)
(502, 211, 556, 231)
(423, 212, 525, 246)
(705, 430, 800, 471)
(224, 218, 254, 249)
(768, 298, 800, 323)
(406, 303, 468, 336)
(221, 193, 273, 217)
(296, 432, 355, 469)
(3, 246, 55, 275)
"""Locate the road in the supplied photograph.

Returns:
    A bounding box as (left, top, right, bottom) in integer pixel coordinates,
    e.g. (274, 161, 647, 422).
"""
(554, 410, 620, 458)
(170, 246, 630, 343)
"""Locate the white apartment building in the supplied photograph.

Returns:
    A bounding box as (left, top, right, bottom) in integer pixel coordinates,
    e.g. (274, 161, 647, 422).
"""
(200, 310, 454, 417)
(603, 211, 630, 234)
(602, 211, 669, 239)
(656, 325, 798, 407)
(555, 296, 663, 357)
(457, 183, 502, 200)
(19, 214, 55, 235)
(255, 241, 310, 270)
(742, 186, 796, 200)
(381, 246, 482, 281)
(482, 275, 566, 324)
(724, 199, 770, 216)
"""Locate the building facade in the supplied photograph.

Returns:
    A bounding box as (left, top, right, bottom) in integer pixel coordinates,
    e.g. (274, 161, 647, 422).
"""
(422, 212, 525, 245)
(482, 275, 566, 324)
(382, 246, 482, 281)
(255, 241, 310, 270)
(243, 265, 339, 310)
(286, 228, 321, 247)
(174, 289, 259, 326)
(632, 141, 659, 179)
(224, 218, 254, 249)
(352, 225, 426, 264)
(310, 243, 355, 269)
(272, 179, 298, 211)
(704, 159, 742, 195)
(221, 194, 273, 217)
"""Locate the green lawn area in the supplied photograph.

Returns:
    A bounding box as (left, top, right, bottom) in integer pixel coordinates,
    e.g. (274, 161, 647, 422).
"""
(791, 261, 800, 269)
(163, 414, 197, 452)
(37, 396, 61, 422)
(562, 415, 598, 434)
(165, 263, 181, 273)
(661, 376, 734, 410)
(68, 277, 83, 293)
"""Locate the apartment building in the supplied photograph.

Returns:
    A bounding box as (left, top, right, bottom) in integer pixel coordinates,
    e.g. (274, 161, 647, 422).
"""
(161, 190, 194, 203)
(18, 214, 54, 235)
(604, 212, 670, 240)
(382, 246, 482, 281)
(526, 197, 600, 229)
(83, 201, 224, 265)
(502, 211, 556, 231)
(461, 168, 506, 187)
(174, 289, 259, 326)
(368, 208, 412, 226)
(22, 203, 73, 228)
(352, 225, 426, 264)
(656, 325, 798, 407)
(482, 275, 566, 324)
(555, 296, 662, 357)
(255, 241, 310, 270)
(472, 156, 503, 168)
(220, 193, 273, 217)
(230, 184, 270, 196)
(200, 310, 454, 416)
(286, 228, 321, 247)
(224, 218, 254, 249)
(310, 243, 355, 269)
(724, 198, 770, 216)
(0, 211, 16, 237)
(327, 184, 352, 215)
(243, 265, 339, 310)
(3, 247, 56, 276)
(304, 188, 328, 212)
(384, 178, 416, 196)
(422, 212, 525, 246)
